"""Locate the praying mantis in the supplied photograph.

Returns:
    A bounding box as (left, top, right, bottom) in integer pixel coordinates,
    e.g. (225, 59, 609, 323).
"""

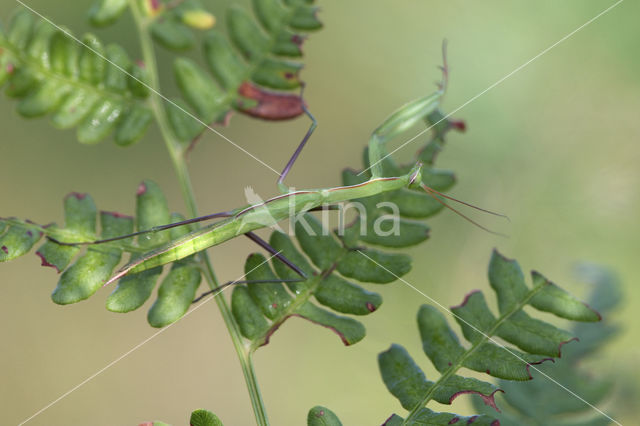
(50, 57, 506, 294)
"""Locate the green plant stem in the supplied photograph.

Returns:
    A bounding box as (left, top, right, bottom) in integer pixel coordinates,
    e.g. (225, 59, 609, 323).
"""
(127, 2, 269, 425)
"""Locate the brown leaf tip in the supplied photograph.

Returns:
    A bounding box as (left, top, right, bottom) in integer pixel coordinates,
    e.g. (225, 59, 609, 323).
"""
(36, 251, 61, 273)
(292, 313, 352, 346)
(450, 119, 466, 132)
(450, 389, 504, 413)
(525, 357, 554, 379)
(583, 301, 602, 321)
(450, 290, 481, 310)
(66, 192, 87, 200)
(291, 34, 306, 53)
(557, 337, 579, 358)
(102, 211, 133, 220)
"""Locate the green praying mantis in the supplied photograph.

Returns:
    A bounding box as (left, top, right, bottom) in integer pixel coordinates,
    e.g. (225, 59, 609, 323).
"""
(50, 58, 507, 295)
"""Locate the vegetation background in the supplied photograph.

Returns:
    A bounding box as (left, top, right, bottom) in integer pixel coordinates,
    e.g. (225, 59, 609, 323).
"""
(1, 1, 638, 424)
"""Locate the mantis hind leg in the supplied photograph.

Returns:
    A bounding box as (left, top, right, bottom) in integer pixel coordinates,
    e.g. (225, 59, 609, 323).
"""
(192, 231, 309, 303)
(245, 231, 307, 278)
(278, 85, 318, 193)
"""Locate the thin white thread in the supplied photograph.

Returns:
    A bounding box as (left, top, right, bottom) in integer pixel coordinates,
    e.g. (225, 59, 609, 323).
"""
(356, 250, 622, 426)
(17, 252, 282, 425)
(361, 0, 625, 176)
(14, 0, 281, 176)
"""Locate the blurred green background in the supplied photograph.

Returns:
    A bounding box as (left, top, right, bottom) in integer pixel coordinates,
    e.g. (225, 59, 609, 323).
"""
(1, 0, 638, 425)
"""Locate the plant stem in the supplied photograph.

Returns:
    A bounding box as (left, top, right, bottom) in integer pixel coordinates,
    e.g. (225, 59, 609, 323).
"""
(127, 2, 269, 424)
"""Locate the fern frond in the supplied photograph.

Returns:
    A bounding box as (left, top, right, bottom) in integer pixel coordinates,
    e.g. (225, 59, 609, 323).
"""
(231, 220, 408, 348)
(472, 265, 620, 426)
(0, 10, 153, 146)
(167, 0, 323, 141)
(0, 180, 205, 328)
(378, 250, 601, 425)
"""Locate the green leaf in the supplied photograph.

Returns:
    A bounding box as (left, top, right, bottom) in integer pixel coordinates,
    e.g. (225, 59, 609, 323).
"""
(295, 302, 365, 345)
(232, 285, 270, 340)
(114, 105, 153, 146)
(150, 18, 196, 51)
(174, 57, 225, 123)
(529, 272, 601, 322)
(35, 192, 98, 271)
(0, 223, 42, 262)
(337, 249, 411, 284)
(104, 44, 132, 92)
(52, 89, 101, 129)
(78, 34, 106, 85)
(244, 253, 293, 319)
(106, 267, 161, 313)
(88, 0, 128, 27)
(228, 7, 269, 60)
(165, 97, 205, 142)
(314, 274, 382, 315)
(251, 57, 302, 90)
(7, 10, 34, 52)
(17, 79, 71, 117)
(203, 32, 246, 90)
(77, 99, 124, 144)
(147, 261, 201, 327)
(105, 187, 172, 313)
(307, 406, 342, 426)
(289, 4, 322, 30)
(136, 180, 171, 248)
(190, 409, 223, 426)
